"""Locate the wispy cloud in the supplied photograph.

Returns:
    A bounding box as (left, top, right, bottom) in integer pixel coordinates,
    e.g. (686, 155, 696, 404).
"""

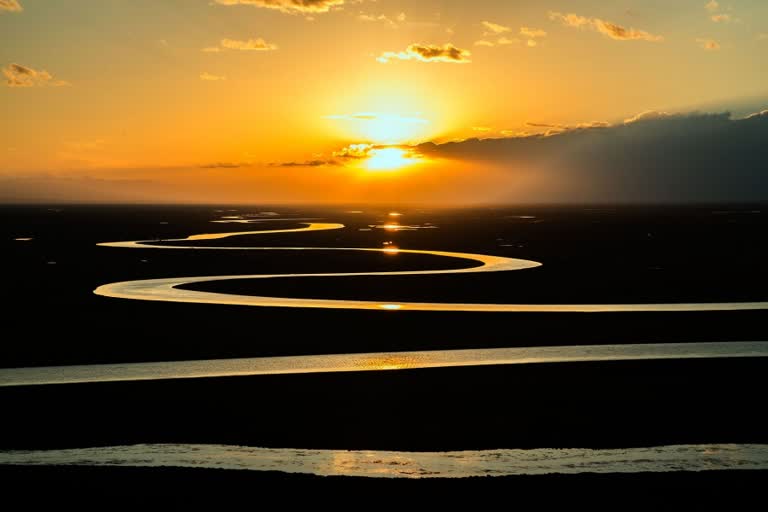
(697, 38, 721, 50)
(744, 110, 768, 120)
(549, 12, 664, 42)
(377, 43, 471, 63)
(524, 120, 610, 135)
(220, 38, 278, 51)
(481, 21, 511, 35)
(704, 2, 737, 23)
(3, 63, 69, 87)
(0, 0, 22, 13)
(476, 37, 521, 47)
(623, 111, 675, 124)
(213, 0, 344, 15)
(200, 72, 226, 81)
(200, 162, 246, 168)
(498, 37, 520, 46)
(472, 126, 492, 132)
(358, 12, 406, 28)
(273, 159, 335, 167)
(550, 12, 591, 28)
(332, 143, 375, 159)
(520, 26, 547, 47)
(202, 38, 277, 53)
(477, 27, 543, 49)
(520, 27, 547, 39)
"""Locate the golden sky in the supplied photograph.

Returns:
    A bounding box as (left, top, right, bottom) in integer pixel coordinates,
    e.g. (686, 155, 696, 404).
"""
(1, 0, 767, 203)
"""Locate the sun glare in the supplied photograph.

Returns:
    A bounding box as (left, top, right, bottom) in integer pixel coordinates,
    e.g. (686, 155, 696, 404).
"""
(364, 115, 427, 144)
(364, 148, 417, 171)
(327, 112, 429, 144)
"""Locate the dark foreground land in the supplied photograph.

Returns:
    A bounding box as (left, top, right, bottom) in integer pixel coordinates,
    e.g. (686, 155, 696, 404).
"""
(1, 204, 767, 494)
(3, 360, 766, 451)
(2, 204, 768, 367)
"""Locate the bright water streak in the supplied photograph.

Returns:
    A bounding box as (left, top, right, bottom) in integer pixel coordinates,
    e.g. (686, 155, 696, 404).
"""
(1, 341, 766, 387)
(93, 219, 768, 313)
(0, 443, 766, 478)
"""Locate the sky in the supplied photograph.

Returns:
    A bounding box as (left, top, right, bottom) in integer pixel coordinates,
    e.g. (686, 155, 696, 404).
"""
(1, 0, 767, 204)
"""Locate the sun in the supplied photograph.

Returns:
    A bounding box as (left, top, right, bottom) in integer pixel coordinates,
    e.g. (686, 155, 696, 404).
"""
(364, 148, 417, 171)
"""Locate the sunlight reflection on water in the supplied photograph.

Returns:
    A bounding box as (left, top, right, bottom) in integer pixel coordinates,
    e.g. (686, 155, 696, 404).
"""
(1, 342, 766, 387)
(1, 443, 766, 478)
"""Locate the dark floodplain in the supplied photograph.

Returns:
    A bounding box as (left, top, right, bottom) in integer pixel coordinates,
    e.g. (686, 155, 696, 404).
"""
(1, 204, 767, 497)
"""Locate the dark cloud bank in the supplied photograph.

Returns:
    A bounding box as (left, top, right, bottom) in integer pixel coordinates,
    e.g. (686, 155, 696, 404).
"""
(418, 110, 768, 203)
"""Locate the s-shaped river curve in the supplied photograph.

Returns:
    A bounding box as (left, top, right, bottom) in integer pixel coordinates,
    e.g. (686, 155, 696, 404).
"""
(93, 220, 768, 312)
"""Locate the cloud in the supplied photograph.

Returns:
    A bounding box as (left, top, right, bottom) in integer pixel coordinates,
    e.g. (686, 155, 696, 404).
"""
(549, 12, 663, 42)
(711, 14, 731, 22)
(3, 63, 69, 87)
(520, 27, 547, 39)
(472, 127, 492, 132)
(526, 122, 567, 130)
(200, 72, 226, 81)
(592, 20, 663, 42)
(623, 111, 675, 124)
(697, 38, 721, 50)
(0, 0, 22, 12)
(220, 38, 277, 51)
(332, 143, 374, 159)
(704, 1, 736, 23)
(416, 110, 768, 203)
(477, 36, 521, 47)
(358, 12, 406, 28)
(759, 34, 768, 41)
(550, 12, 591, 28)
(520, 27, 546, 47)
(213, 0, 344, 15)
(200, 162, 246, 168)
(377, 43, 471, 63)
(274, 142, 413, 168)
(481, 21, 511, 35)
(272, 159, 335, 167)
(524, 120, 610, 134)
(744, 110, 768, 120)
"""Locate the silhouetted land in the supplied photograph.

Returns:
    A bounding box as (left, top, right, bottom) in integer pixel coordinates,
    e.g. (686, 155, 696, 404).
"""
(2, 359, 766, 451)
(2, 204, 768, 367)
(1, 204, 767, 493)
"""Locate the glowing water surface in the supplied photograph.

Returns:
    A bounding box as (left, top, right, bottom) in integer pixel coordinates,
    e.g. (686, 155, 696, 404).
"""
(1, 342, 766, 387)
(1, 443, 766, 478)
(93, 220, 768, 312)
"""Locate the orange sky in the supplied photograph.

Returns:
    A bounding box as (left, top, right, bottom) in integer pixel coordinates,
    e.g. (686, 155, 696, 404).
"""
(1, 1, 767, 203)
